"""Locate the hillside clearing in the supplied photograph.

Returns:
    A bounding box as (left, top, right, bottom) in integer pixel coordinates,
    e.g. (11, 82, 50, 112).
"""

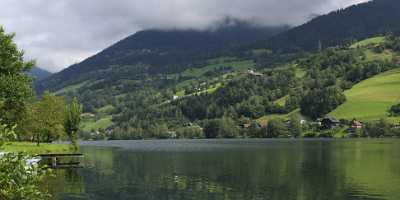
(81, 116, 113, 132)
(330, 68, 400, 123)
(350, 36, 385, 48)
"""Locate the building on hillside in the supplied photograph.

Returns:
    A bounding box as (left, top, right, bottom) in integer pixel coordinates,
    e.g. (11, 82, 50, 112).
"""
(321, 117, 340, 129)
(240, 123, 252, 129)
(247, 69, 263, 76)
(81, 113, 95, 119)
(351, 119, 363, 129)
(173, 95, 179, 100)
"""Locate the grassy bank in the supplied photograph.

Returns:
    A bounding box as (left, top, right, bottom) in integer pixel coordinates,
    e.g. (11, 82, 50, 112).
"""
(3, 142, 71, 155)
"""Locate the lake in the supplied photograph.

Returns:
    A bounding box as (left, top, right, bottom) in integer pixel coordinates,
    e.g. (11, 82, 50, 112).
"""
(47, 139, 400, 200)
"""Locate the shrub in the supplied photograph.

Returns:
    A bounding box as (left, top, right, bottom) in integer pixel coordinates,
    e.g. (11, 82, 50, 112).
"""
(176, 126, 204, 139)
(0, 123, 50, 200)
(265, 119, 289, 138)
(389, 104, 400, 116)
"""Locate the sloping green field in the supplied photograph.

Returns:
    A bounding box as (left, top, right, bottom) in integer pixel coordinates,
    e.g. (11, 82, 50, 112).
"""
(350, 36, 385, 48)
(330, 69, 400, 122)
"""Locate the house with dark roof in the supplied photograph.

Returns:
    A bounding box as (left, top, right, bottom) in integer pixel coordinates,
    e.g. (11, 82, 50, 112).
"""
(321, 117, 340, 129)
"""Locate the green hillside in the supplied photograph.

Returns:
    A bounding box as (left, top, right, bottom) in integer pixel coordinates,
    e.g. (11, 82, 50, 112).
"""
(330, 69, 400, 122)
(350, 36, 385, 48)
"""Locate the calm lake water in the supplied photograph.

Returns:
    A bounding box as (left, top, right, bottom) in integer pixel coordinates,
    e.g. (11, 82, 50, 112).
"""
(47, 139, 400, 200)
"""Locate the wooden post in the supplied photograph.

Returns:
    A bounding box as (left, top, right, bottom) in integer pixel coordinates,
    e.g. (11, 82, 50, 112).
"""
(51, 156, 57, 168)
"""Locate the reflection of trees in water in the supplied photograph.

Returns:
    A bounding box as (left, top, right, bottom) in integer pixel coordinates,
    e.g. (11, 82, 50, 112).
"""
(44, 169, 86, 200)
(49, 141, 400, 200)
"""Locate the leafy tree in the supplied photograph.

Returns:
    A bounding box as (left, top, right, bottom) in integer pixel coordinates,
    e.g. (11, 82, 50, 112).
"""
(300, 87, 346, 119)
(64, 98, 83, 151)
(0, 123, 16, 149)
(0, 123, 50, 200)
(0, 27, 34, 126)
(265, 119, 289, 138)
(362, 119, 391, 138)
(288, 114, 302, 138)
(150, 123, 170, 139)
(389, 103, 400, 116)
(203, 117, 239, 138)
(176, 126, 204, 139)
(23, 92, 66, 145)
(245, 122, 263, 138)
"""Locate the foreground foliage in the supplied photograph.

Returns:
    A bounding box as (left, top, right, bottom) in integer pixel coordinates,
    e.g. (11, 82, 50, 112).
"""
(0, 124, 50, 200)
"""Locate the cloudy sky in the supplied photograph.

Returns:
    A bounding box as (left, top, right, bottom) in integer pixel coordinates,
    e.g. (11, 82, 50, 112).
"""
(0, 0, 368, 72)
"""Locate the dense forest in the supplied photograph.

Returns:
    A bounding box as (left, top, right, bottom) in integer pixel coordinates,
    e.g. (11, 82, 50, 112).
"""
(105, 34, 400, 140)
(261, 0, 400, 53)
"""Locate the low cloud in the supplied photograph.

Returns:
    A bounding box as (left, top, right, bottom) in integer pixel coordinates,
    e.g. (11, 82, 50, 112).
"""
(0, 0, 368, 72)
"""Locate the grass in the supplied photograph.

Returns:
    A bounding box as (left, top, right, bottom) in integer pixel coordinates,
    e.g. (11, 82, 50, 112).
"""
(81, 116, 113, 132)
(295, 68, 306, 78)
(330, 68, 400, 123)
(274, 95, 288, 106)
(3, 142, 71, 154)
(257, 109, 302, 126)
(365, 49, 394, 61)
(97, 105, 115, 114)
(54, 81, 87, 95)
(182, 59, 255, 78)
(350, 36, 385, 48)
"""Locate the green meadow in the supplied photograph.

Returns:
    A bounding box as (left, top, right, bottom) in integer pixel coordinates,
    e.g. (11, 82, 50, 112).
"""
(350, 36, 385, 48)
(330, 68, 400, 123)
(3, 142, 71, 154)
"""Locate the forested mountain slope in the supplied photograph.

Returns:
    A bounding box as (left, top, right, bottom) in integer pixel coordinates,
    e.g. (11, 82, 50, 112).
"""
(28, 67, 52, 81)
(35, 21, 288, 93)
(33, 0, 400, 139)
(262, 0, 400, 53)
(107, 35, 400, 139)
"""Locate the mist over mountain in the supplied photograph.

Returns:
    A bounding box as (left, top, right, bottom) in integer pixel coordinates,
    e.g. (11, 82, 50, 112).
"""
(28, 67, 52, 81)
(35, 20, 289, 92)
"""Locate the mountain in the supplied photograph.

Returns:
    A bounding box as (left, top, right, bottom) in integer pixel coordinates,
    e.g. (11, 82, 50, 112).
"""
(33, 0, 400, 138)
(28, 67, 52, 81)
(262, 0, 400, 53)
(35, 21, 288, 93)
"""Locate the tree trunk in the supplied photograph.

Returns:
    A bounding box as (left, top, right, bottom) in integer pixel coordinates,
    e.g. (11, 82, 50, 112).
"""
(36, 134, 40, 146)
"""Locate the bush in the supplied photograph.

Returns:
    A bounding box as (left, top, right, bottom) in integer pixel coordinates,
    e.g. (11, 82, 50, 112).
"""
(265, 119, 289, 138)
(318, 130, 335, 138)
(176, 126, 204, 139)
(303, 131, 317, 138)
(361, 119, 391, 137)
(389, 104, 400, 116)
(203, 117, 239, 138)
(0, 123, 50, 200)
(0, 153, 50, 200)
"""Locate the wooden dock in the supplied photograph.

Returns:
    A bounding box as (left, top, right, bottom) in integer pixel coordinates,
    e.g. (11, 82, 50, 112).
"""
(37, 153, 84, 169)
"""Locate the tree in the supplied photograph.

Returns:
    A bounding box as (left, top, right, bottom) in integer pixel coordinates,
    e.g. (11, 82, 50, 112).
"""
(64, 98, 83, 151)
(389, 103, 400, 116)
(0, 123, 50, 200)
(362, 119, 391, 138)
(203, 117, 239, 138)
(24, 92, 66, 145)
(300, 87, 346, 119)
(150, 123, 169, 139)
(265, 119, 289, 138)
(288, 114, 303, 138)
(0, 123, 16, 149)
(203, 119, 220, 138)
(0, 27, 34, 126)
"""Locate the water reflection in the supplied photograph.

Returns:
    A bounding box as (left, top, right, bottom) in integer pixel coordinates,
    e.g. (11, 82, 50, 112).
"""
(50, 139, 400, 200)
